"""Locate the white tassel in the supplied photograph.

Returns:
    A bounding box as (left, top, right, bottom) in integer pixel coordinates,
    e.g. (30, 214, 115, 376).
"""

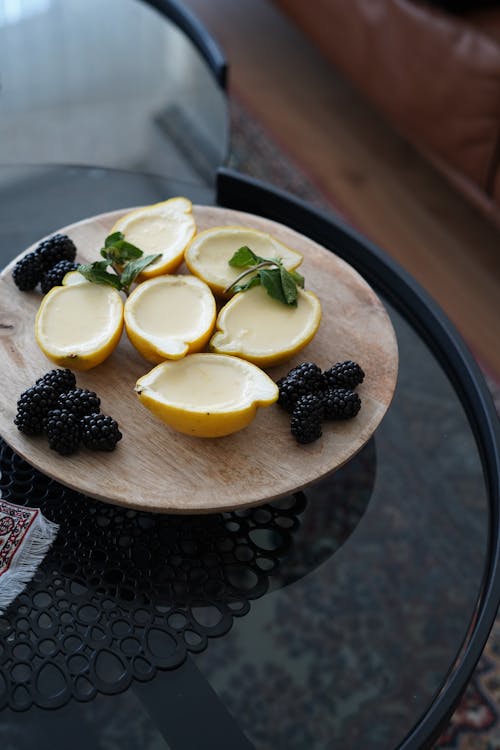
(0, 508, 59, 615)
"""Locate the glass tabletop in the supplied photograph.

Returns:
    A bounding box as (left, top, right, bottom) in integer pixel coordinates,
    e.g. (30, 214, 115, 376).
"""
(0, 0, 228, 182)
(0, 165, 496, 750)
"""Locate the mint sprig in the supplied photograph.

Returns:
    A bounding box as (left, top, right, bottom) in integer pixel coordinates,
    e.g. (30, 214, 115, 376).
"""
(225, 246, 304, 305)
(229, 245, 261, 268)
(78, 232, 160, 294)
(119, 254, 161, 289)
(78, 261, 123, 290)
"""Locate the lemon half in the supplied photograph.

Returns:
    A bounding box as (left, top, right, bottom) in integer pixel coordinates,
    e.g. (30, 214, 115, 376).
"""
(184, 226, 303, 297)
(35, 283, 124, 370)
(124, 275, 216, 363)
(135, 353, 279, 437)
(62, 270, 89, 286)
(210, 284, 321, 367)
(111, 197, 196, 279)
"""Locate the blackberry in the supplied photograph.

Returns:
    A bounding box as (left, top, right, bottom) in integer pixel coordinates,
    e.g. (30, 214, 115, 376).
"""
(81, 413, 122, 451)
(277, 362, 325, 413)
(35, 233, 77, 272)
(57, 388, 100, 419)
(41, 260, 78, 294)
(324, 361, 364, 389)
(36, 368, 77, 395)
(46, 409, 81, 455)
(322, 388, 361, 420)
(12, 252, 42, 291)
(290, 393, 324, 444)
(14, 384, 58, 435)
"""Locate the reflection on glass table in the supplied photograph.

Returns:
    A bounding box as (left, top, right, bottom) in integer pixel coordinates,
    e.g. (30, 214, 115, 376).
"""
(0, 164, 213, 262)
(0, 0, 228, 181)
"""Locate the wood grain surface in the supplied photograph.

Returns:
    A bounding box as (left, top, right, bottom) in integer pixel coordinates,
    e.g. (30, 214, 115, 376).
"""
(0, 205, 398, 513)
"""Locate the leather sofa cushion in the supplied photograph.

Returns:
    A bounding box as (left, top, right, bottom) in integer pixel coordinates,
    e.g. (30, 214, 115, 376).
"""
(273, 0, 500, 193)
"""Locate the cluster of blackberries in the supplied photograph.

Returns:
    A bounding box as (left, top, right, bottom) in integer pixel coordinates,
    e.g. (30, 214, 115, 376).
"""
(14, 369, 122, 455)
(277, 360, 364, 444)
(12, 234, 78, 294)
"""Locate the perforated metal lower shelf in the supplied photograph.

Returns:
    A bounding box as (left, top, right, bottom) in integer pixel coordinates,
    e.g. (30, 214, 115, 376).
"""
(0, 437, 373, 711)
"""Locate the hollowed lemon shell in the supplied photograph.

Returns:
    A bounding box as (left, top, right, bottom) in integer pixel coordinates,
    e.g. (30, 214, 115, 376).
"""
(135, 353, 279, 437)
(34, 283, 124, 370)
(110, 196, 196, 279)
(184, 225, 303, 297)
(210, 284, 322, 367)
(124, 275, 216, 363)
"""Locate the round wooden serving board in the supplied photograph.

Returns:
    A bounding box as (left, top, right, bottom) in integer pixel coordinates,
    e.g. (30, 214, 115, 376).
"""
(0, 205, 398, 513)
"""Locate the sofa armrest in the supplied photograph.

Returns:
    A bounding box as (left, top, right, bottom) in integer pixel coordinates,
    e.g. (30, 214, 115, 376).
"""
(273, 0, 500, 194)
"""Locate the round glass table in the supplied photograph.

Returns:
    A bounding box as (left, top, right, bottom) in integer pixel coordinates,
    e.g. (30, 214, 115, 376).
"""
(0, 0, 228, 181)
(0, 165, 498, 750)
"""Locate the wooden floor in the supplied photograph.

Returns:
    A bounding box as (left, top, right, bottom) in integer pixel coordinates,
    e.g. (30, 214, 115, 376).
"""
(185, 0, 500, 378)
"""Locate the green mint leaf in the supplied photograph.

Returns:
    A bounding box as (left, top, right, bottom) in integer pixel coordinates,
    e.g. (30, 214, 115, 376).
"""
(102, 242, 143, 265)
(259, 268, 287, 305)
(105, 232, 124, 248)
(100, 246, 119, 265)
(226, 246, 306, 305)
(279, 265, 298, 305)
(289, 269, 304, 288)
(78, 262, 122, 290)
(112, 240, 143, 261)
(81, 260, 109, 273)
(120, 254, 161, 290)
(232, 275, 261, 294)
(229, 246, 261, 268)
(102, 232, 143, 264)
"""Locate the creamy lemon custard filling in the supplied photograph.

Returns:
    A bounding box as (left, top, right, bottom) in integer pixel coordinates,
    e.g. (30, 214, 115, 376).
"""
(189, 232, 289, 281)
(131, 281, 211, 339)
(221, 287, 317, 351)
(38, 285, 122, 352)
(124, 275, 216, 361)
(135, 354, 279, 437)
(185, 227, 303, 291)
(111, 197, 196, 278)
(149, 359, 250, 409)
(122, 214, 192, 272)
(212, 285, 321, 357)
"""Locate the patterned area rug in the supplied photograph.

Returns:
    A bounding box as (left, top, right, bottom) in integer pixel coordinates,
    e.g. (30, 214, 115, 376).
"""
(228, 96, 500, 750)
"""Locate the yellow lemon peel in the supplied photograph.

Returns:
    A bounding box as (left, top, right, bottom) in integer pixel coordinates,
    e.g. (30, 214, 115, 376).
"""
(35, 283, 124, 370)
(62, 270, 89, 286)
(110, 196, 196, 279)
(135, 353, 278, 437)
(124, 275, 216, 363)
(184, 225, 303, 297)
(210, 284, 321, 367)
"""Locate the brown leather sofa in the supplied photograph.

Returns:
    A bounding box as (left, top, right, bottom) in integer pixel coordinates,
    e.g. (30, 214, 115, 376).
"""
(272, 0, 500, 226)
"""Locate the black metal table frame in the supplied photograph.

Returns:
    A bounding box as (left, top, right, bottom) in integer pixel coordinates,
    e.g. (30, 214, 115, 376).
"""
(145, 0, 227, 88)
(215, 167, 500, 750)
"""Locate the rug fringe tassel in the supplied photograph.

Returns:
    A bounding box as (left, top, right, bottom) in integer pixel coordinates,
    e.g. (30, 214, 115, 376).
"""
(0, 511, 59, 615)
